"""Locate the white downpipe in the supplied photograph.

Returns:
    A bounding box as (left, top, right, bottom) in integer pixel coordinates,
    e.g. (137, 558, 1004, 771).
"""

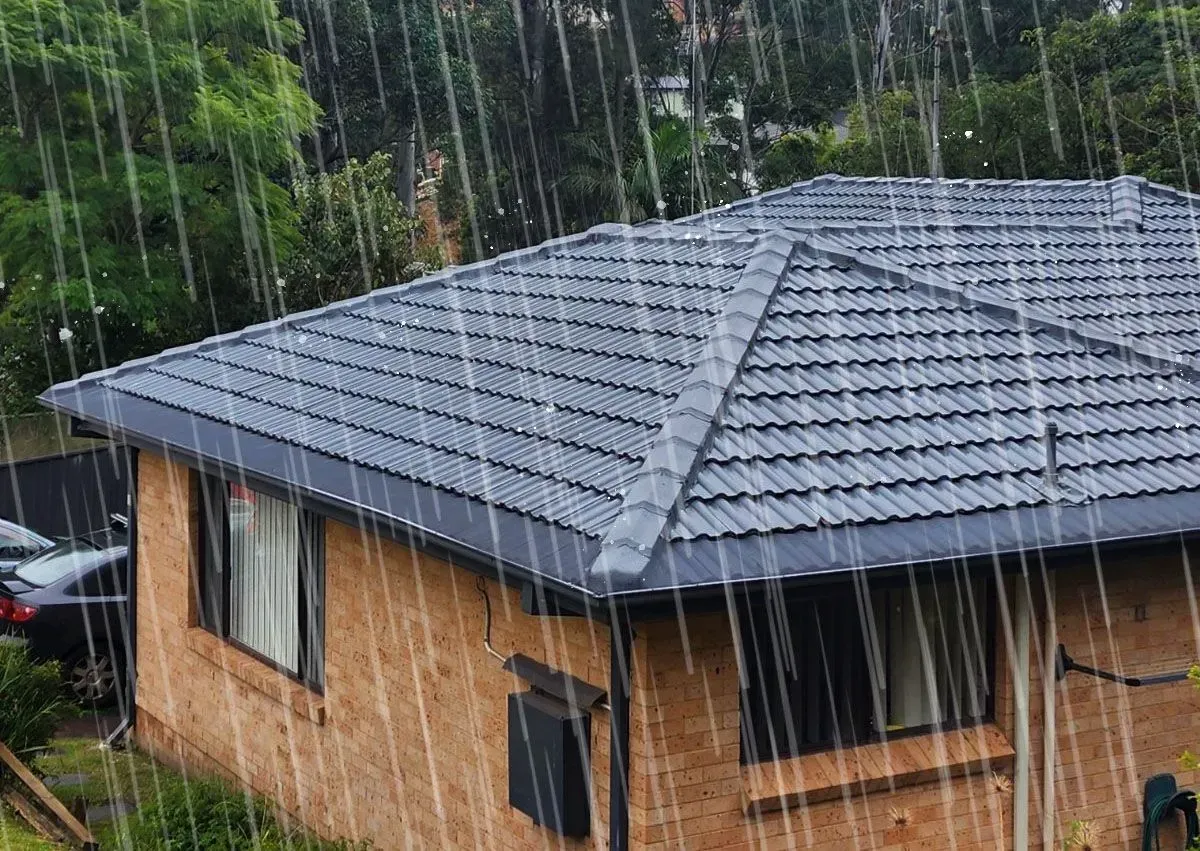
(1041, 573, 1058, 850)
(1013, 578, 1031, 850)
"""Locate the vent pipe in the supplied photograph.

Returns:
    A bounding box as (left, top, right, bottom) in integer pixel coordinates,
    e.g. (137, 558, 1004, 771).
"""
(1044, 422, 1060, 494)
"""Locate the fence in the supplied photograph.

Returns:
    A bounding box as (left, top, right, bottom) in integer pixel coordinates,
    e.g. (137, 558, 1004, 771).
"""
(0, 445, 130, 538)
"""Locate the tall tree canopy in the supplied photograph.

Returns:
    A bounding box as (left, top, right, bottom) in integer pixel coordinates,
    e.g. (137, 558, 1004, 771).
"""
(0, 0, 318, 410)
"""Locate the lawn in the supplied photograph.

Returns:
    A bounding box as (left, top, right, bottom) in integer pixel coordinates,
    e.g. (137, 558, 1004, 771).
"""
(0, 804, 58, 851)
(33, 737, 183, 848)
(0, 736, 184, 850)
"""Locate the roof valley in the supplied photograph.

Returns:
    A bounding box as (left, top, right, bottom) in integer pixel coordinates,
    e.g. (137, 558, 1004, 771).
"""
(585, 234, 798, 592)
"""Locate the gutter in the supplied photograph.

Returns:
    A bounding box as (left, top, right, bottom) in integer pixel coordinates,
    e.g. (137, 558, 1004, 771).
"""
(51, 409, 602, 611)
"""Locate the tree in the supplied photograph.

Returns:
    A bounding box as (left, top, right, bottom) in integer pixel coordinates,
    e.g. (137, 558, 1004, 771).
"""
(437, 0, 680, 257)
(823, 3, 1200, 191)
(559, 118, 741, 223)
(280, 153, 435, 312)
(286, 0, 465, 207)
(0, 0, 318, 410)
(757, 131, 837, 190)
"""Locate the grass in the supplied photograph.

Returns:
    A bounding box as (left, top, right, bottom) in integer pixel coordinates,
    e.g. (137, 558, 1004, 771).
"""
(0, 735, 187, 849)
(7, 735, 358, 850)
(32, 737, 185, 848)
(0, 804, 59, 851)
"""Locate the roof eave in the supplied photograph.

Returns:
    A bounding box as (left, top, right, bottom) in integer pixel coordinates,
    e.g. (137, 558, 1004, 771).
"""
(39, 390, 606, 609)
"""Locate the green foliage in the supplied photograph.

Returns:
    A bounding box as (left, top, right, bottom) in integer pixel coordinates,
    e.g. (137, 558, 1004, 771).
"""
(0, 643, 75, 759)
(559, 119, 741, 225)
(757, 132, 837, 191)
(288, 0, 465, 168)
(829, 92, 933, 178)
(1061, 818, 1099, 849)
(434, 0, 679, 251)
(823, 3, 1200, 190)
(281, 153, 435, 313)
(0, 0, 319, 410)
(125, 776, 368, 850)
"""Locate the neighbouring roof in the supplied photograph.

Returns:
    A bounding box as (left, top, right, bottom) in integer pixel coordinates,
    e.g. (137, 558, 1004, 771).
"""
(40, 174, 1200, 599)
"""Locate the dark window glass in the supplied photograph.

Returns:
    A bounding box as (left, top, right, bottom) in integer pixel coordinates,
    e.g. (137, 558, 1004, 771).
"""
(739, 572, 993, 763)
(196, 476, 325, 690)
(0, 529, 41, 560)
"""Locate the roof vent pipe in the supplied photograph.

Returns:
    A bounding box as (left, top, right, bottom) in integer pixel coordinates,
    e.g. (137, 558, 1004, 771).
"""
(1044, 422, 1060, 494)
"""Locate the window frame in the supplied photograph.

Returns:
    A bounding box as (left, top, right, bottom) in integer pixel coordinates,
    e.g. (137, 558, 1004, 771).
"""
(195, 474, 326, 693)
(737, 570, 996, 765)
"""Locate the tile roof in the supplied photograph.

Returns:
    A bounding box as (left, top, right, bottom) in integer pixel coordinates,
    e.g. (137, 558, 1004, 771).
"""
(41, 174, 1200, 599)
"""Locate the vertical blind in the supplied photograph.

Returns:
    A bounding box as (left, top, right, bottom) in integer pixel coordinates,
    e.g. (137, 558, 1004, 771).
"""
(229, 489, 300, 673)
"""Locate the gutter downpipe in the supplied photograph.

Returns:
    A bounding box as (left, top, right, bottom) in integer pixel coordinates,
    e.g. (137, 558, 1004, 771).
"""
(1013, 577, 1031, 849)
(609, 610, 633, 851)
(104, 446, 138, 750)
(1041, 571, 1058, 850)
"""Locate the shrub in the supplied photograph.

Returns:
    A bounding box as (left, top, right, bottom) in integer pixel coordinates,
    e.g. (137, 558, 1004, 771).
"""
(0, 642, 75, 758)
(125, 775, 366, 850)
(280, 152, 434, 314)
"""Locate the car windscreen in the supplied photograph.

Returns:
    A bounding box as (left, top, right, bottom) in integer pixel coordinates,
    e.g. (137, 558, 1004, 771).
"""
(13, 539, 102, 587)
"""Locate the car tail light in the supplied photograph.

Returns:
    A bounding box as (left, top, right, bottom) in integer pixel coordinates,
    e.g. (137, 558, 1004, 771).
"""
(0, 597, 37, 623)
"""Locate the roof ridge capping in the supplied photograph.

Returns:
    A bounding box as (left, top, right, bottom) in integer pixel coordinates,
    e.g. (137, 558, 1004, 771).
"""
(585, 233, 799, 593)
(1109, 174, 1145, 231)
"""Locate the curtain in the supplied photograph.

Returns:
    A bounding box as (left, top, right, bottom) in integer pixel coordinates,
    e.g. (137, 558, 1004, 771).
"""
(229, 489, 300, 672)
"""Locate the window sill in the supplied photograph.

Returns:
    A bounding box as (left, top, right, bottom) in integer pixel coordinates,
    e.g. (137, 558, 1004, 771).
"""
(185, 629, 325, 726)
(742, 723, 1014, 814)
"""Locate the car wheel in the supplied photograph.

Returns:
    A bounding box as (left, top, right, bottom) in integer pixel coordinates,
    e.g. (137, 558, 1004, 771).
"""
(64, 646, 122, 707)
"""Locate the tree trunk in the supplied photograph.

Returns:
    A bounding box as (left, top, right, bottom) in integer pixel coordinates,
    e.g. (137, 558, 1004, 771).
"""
(929, 0, 947, 178)
(689, 0, 707, 131)
(530, 0, 548, 117)
(872, 0, 893, 92)
(398, 119, 417, 215)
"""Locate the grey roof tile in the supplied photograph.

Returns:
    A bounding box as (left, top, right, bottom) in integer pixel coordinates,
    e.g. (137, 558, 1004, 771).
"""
(40, 174, 1200, 597)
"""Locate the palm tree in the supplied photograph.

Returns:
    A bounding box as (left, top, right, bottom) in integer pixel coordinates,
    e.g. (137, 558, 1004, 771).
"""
(559, 118, 739, 223)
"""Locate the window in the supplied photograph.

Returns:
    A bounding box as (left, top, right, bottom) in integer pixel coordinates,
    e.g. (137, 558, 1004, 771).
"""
(0, 529, 43, 561)
(196, 477, 325, 690)
(14, 540, 107, 587)
(739, 572, 993, 763)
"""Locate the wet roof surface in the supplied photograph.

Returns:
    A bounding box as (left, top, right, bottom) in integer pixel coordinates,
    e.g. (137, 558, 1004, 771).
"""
(41, 175, 1200, 598)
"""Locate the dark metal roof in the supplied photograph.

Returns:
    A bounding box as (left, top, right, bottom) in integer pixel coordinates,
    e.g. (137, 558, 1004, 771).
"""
(40, 176, 1200, 599)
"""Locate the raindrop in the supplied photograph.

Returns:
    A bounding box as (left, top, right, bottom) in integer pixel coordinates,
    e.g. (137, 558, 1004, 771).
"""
(58, 328, 74, 342)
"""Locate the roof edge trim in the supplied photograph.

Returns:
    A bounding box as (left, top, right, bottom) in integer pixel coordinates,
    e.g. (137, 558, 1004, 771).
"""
(585, 233, 798, 593)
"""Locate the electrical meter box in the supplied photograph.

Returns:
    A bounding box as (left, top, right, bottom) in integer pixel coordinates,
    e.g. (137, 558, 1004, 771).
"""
(508, 690, 591, 837)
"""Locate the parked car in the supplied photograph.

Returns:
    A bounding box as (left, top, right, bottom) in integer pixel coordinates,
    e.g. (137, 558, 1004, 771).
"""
(0, 520, 128, 706)
(0, 517, 53, 570)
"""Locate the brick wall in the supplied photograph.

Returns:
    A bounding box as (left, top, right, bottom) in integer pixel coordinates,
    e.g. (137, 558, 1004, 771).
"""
(133, 449, 1200, 850)
(134, 452, 611, 848)
(1039, 553, 1200, 848)
(630, 613, 1014, 850)
(632, 554, 1200, 850)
